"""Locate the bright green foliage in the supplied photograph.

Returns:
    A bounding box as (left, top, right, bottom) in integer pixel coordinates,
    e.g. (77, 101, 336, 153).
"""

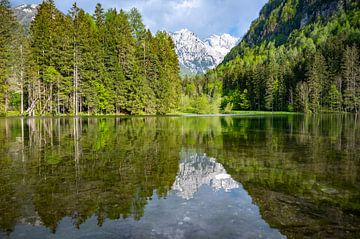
(179, 71, 222, 114)
(215, 0, 360, 113)
(0, 0, 18, 114)
(327, 84, 342, 111)
(222, 89, 250, 111)
(154, 31, 181, 114)
(0, 2, 181, 115)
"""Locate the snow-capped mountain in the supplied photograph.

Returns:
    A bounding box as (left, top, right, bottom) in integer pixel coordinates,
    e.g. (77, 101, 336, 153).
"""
(172, 152, 239, 200)
(169, 29, 239, 75)
(205, 34, 239, 66)
(12, 4, 38, 27)
(12, 5, 238, 75)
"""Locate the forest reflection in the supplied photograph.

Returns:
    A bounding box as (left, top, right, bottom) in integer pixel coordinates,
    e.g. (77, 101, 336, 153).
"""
(0, 115, 359, 238)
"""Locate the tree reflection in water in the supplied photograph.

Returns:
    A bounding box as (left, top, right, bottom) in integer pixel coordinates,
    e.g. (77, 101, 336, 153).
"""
(0, 115, 359, 238)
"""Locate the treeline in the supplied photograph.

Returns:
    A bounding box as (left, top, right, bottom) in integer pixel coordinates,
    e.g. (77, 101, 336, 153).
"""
(0, 0, 181, 116)
(179, 74, 222, 114)
(180, 1, 360, 114)
(215, 0, 360, 113)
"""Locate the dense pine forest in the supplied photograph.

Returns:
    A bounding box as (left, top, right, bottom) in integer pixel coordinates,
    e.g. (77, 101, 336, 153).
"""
(1, 0, 360, 116)
(0, 0, 181, 116)
(182, 0, 360, 113)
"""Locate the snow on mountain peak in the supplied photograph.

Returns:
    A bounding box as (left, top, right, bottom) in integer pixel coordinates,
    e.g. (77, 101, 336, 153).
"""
(12, 5, 238, 76)
(14, 4, 38, 10)
(13, 4, 38, 26)
(169, 29, 239, 75)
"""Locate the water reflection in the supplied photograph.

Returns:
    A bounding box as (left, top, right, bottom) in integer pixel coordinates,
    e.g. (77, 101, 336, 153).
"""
(0, 115, 359, 238)
(172, 152, 239, 200)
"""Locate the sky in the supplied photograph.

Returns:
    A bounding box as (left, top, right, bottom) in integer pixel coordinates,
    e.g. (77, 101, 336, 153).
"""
(11, 0, 268, 39)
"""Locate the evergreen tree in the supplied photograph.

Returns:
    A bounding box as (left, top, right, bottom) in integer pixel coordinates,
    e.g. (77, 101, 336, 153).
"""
(128, 8, 146, 41)
(1, 1, 184, 116)
(154, 31, 181, 114)
(264, 51, 278, 111)
(327, 84, 342, 111)
(307, 52, 327, 113)
(342, 45, 360, 112)
(29, 0, 65, 115)
(295, 81, 309, 112)
(0, 0, 18, 114)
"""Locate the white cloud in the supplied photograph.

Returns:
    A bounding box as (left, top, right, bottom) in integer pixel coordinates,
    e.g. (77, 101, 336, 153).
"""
(11, 0, 268, 39)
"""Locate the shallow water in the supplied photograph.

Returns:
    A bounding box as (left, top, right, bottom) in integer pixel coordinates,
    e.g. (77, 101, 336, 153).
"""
(0, 115, 359, 238)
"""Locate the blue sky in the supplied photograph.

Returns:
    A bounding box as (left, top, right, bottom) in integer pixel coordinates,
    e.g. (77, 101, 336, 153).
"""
(11, 0, 268, 39)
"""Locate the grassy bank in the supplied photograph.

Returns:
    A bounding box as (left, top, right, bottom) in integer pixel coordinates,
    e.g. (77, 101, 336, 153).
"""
(0, 110, 304, 117)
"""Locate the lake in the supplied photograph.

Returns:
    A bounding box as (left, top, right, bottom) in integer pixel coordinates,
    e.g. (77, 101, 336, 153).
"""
(0, 115, 359, 239)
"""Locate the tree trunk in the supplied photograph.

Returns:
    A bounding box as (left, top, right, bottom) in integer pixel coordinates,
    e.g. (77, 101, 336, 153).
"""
(20, 45, 24, 115)
(50, 83, 53, 114)
(57, 78, 60, 115)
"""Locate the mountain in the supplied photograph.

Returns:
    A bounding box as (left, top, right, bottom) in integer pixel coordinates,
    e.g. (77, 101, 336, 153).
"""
(172, 152, 239, 200)
(223, 0, 358, 64)
(12, 4, 238, 76)
(12, 4, 38, 28)
(169, 29, 238, 75)
(210, 0, 360, 113)
(205, 33, 239, 65)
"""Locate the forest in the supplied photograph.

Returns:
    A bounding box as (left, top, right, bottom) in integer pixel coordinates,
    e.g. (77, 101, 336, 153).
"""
(1, 0, 360, 116)
(182, 0, 360, 114)
(0, 0, 181, 116)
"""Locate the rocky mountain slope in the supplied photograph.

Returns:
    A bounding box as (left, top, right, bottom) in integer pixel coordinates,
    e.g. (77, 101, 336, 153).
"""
(12, 4, 38, 28)
(223, 0, 358, 64)
(12, 4, 238, 76)
(169, 29, 238, 75)
(172, 152, 239, 200)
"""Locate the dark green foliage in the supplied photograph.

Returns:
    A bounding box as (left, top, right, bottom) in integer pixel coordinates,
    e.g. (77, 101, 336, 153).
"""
(342, 45, 360, 112)
(0, 2, 181, 115)
(0, 0, 19, 113)
(216, 0, 360, 113)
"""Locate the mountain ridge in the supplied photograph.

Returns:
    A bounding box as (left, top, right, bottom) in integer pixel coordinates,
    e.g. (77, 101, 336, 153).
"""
(169, 29, 239, 75)
(12, 4, 38, 27)
(223, 0, 358, 64)
(12, 5, 239, 76)
(211, 0, 360, 113)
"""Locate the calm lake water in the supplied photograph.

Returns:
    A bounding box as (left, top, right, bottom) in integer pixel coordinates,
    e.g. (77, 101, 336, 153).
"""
(0, 115, 359, 239)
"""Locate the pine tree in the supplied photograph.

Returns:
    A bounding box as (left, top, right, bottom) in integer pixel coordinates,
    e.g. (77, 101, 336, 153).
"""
(295, 81, 309, 112)
(29, 0, 64, 115)
(307, 52, 327, 113)
(92, 3, 111, 114)
(154, 31, 181, 114)
(54, 14, 73, 115)
(70, 3, 80, 116)
(2, 2, 183, 115)
(128, 8, 146, 41)
(327, 84, 341, 111)
(264, 51, 278, 111)
(104, 9, 140, 114)
(0, 0, 18, 114)
(342, 45, 360, 112)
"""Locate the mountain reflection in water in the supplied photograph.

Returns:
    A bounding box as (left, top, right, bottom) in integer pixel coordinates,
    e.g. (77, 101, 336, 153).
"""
(0, 115, 359, 238)
(172, 152, 240, 200)
(2, 149, 285, 239)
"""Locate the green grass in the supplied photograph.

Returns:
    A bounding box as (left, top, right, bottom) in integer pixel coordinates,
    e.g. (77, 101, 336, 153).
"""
(224, 110, 302, 115)
(169, 110, 302, 116)
(0, 110, 303, 117)
(0, 111, 21, 117)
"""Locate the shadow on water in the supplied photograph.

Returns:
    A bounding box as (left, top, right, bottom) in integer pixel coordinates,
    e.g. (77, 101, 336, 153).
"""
(0, 115, 359, 238)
